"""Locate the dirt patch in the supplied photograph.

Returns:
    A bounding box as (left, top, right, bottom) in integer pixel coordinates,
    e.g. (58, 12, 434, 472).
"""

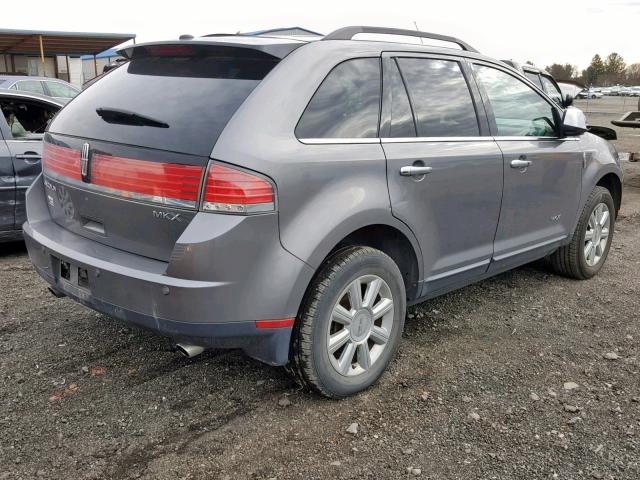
(1, 169, 639, 480)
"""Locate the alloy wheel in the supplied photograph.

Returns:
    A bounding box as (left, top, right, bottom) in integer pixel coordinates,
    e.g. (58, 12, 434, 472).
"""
(327, 275, 395, 377)
(584, 202, 611, 267)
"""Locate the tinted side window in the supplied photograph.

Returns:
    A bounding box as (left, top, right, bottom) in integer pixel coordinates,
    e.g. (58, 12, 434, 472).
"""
(540, 75, 562, 105)
(296, 58, 381, 139)
(387, 59, 416, 137)
(16, 80, 46, 95)
(397, 58, 479, 137)
(474, 65, 556, 137)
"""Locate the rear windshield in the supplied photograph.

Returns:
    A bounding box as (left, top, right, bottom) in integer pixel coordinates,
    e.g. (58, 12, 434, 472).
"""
(49, 49, 278, 156)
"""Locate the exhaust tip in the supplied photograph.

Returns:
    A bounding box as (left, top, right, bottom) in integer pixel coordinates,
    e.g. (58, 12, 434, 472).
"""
(175, 343, 204, 358)
(48, 286, 66, 298)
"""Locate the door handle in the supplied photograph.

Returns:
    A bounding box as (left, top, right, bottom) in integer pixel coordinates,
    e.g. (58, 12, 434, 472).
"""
(510, 159, 532, 169)
(15, 153, 42, 163)
(400, 166, 433, 176)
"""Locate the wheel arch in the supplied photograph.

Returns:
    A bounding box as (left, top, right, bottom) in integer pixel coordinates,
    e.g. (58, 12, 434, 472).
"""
(596, 172, 622, 217)
(315, 222, 423, 301)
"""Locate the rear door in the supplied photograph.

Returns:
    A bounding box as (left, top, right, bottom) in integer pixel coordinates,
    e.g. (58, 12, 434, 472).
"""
(380, 53, 503, 296)
(0, 118, 15, 232)
(471, 62, 583, 271)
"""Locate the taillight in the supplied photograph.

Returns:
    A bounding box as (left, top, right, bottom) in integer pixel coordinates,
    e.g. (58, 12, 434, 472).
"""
(91, 154, 203, 208)
(42, 142, 204, 209)
(42, 143, 82, 181)
(201, 163, 274, 214)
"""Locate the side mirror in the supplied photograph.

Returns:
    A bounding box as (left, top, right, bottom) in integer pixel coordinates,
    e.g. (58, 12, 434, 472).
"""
(587, 125, 617, 141)
(562, 93, 574, 108)
(562, 107, 587, 136)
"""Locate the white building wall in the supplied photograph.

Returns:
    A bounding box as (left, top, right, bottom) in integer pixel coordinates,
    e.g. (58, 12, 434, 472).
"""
(68, 57, 83, 86)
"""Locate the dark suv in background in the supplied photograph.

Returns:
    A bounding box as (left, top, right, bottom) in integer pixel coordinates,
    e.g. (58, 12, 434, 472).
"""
(23, 27, 623, 397)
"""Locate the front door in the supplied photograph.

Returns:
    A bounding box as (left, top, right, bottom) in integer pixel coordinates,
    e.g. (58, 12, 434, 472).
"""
(381, 54, 503, 296)
(471, 63, 583, 271)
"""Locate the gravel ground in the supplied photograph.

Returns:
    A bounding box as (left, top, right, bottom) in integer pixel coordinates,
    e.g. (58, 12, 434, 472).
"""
(1, 135, 639, 479)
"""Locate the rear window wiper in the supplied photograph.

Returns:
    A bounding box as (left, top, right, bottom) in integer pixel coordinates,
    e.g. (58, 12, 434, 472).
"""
(96, 107, 169, 128)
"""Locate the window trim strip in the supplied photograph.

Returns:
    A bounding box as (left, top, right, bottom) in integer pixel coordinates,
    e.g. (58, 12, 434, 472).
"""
(298, 138, 381, 145)
(300, 135, 581, 145)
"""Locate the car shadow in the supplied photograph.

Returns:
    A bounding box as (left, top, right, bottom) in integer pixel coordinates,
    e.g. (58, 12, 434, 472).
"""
(0, 240, 27, 258)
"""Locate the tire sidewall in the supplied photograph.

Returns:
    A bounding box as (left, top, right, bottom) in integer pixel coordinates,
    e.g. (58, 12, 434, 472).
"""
(309, 250, 406, 397)
(576, 188, 615, 277)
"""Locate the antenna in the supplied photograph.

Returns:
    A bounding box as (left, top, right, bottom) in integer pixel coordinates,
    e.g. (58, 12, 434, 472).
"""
(413, 21, 424, 44)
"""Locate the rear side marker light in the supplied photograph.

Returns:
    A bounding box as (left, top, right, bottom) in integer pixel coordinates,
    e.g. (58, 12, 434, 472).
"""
(255, 318, 295, 329)
(202, 163, 274, 214)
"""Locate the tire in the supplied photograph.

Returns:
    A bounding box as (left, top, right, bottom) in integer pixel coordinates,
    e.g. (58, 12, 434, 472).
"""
(550, 186, 615, 279)
(289, 246, 406, 398)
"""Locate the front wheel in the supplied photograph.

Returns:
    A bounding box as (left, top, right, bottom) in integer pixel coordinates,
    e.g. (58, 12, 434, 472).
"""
(289, 246, 406, 398)
(550, 186, 615, 279)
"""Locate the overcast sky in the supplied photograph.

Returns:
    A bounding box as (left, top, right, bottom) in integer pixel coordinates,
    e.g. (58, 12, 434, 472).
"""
(3, 0, 639, 70)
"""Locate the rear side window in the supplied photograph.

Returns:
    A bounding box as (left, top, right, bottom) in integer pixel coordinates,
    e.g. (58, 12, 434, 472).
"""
(45, 81, 78, 98)
(49, 48, 279, 156)
(15, 80, 46, 95)
(396, 58, 479, 137)
(296, 58, 381, 139)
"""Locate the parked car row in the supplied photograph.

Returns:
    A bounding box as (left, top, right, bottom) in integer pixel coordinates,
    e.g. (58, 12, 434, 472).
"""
(594, 86, 640, 96)
(3, 26, 624, 397)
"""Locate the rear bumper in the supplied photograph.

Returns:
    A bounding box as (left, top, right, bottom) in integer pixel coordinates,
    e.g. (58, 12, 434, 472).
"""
(23, 175, 315, 365)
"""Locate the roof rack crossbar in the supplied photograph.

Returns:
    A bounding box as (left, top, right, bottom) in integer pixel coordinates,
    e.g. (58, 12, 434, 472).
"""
(322, 26, 478, 53)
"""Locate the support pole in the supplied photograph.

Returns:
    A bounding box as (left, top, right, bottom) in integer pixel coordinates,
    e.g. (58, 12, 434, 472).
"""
(39, 35, 45, 66)
(93, 54, 98, 77)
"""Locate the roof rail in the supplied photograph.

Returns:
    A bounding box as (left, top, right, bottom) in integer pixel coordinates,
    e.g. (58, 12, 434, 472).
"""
(322, 26, 478, 53)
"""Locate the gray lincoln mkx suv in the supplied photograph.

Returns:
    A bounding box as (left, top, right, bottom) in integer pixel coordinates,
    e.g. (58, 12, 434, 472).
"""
(24, 27, 623, 397)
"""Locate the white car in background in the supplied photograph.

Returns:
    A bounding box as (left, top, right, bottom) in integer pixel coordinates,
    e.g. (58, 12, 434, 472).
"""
(578, 89, 603, 99)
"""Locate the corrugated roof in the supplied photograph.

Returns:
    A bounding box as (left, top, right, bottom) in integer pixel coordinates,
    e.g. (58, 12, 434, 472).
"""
(0, 29, 135, 56)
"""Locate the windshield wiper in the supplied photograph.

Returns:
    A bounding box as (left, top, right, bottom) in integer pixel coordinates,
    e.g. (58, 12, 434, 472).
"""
(96, 107, 169, 128)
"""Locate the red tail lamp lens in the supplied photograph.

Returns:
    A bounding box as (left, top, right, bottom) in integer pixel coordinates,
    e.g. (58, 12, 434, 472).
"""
(42, 143, 82, 181)
(91, 154, 203, 207)
(202, 164, 274, 214)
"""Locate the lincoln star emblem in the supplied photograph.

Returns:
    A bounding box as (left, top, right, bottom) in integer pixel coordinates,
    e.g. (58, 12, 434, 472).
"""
(80, 142, 91, 182)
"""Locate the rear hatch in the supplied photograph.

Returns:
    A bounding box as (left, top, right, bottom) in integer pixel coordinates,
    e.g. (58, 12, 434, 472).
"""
(42, 41, 287, 261)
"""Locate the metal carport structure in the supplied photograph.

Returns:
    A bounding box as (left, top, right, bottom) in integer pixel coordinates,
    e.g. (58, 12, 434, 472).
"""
(0, 28, 135, 82)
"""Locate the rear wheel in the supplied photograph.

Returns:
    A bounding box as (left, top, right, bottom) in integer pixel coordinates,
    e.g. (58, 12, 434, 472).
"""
(289, 246, 406, 398)
(550, 186, 615, 279)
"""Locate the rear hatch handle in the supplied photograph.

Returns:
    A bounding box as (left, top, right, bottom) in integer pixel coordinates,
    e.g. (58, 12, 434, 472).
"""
(96, 107, 169, 128)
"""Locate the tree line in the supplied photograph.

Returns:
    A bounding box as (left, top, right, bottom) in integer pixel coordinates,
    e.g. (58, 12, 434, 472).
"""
(539, 53, 639, 86)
